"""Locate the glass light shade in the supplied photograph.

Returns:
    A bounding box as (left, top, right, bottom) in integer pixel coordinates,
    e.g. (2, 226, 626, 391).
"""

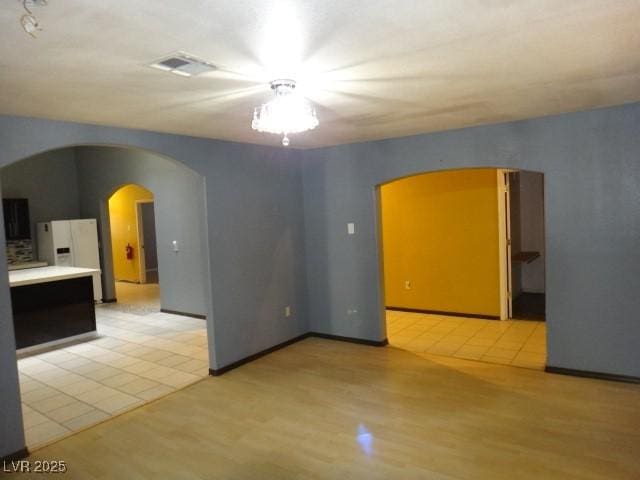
(251, 80, 319, 146)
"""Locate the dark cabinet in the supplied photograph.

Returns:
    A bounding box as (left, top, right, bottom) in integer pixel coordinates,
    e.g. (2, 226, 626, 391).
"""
(11, 276, 97, 349)
(3, 198, 31, 240)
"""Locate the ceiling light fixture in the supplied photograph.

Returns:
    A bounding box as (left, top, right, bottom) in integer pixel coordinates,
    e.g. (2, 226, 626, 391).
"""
(251, 79, 318, 147)
(20, 0, 47, 38)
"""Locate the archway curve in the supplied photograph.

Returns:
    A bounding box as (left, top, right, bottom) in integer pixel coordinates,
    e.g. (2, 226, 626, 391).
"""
(106, 181, 154, 202)
(0, 112, 225, 174)
(375, 165, 545, 188)
(2, 142, 202, 176)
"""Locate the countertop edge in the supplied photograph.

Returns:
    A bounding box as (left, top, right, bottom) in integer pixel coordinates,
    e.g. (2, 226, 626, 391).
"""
(9, 269, 101, 288)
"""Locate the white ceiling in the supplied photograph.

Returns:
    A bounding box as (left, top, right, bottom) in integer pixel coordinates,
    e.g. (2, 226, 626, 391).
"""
(1, 0, 639, 148)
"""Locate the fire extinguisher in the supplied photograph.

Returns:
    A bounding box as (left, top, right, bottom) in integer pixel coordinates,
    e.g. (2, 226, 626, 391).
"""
(125, 243, 134, 260)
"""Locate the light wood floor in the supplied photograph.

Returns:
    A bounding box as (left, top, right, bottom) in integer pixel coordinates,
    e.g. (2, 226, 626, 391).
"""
(14, 338, 640, 479)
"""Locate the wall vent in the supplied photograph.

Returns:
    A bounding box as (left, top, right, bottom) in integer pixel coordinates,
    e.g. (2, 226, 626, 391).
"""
(148, 52, 217, 77)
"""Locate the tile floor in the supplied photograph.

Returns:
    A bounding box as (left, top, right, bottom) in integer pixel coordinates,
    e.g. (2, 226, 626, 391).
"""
(18, 283, 209, 449)
(104, 281, 161, 314)
(386, 309, 546, 369)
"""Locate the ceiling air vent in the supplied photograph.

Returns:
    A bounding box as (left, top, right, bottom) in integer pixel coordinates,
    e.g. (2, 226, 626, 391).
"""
(148, 52, 217, 77)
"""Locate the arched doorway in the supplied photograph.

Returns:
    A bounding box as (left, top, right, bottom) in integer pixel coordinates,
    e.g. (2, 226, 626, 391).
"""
(377, 167, 547, 370)
(108, 184, 160, 311)
(2, 145, 214, 449)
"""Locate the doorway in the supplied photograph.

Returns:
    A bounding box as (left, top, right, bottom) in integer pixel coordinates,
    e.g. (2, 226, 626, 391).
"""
(137, 200, 159, 284)
(506, 170, 546, 320)
(108, 184, 160, 312)
(378, 168, 546, 370)
(4, 147, 212, 450)
(108, 184, 154, 285)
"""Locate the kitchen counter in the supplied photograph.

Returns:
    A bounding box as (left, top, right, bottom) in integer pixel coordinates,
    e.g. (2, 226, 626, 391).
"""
(9, 266, 100, 287)
(9, 266, 99, 351)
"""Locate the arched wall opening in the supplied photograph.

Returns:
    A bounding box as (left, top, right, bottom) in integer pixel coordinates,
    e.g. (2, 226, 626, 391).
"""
(1, 144, 215, 448)
(302, 102, 640, 386)
(374, 166, 547, 369)
(108, 183, 156, 285)
(0, 144, 213, 319)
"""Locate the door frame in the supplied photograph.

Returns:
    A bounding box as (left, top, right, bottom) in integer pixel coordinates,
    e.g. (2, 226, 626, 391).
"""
(497, 169, 518, 320)
(135, 199, 155, 284)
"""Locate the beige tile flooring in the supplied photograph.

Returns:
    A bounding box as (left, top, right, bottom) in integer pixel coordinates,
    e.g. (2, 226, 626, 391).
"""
(18, 286, 209, 449)
(104, 281, 161, 314)
(386, 309, 546, 369)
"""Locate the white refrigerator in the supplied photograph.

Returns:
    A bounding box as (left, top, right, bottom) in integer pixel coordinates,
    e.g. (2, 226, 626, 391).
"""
(37, 219, 103, 302)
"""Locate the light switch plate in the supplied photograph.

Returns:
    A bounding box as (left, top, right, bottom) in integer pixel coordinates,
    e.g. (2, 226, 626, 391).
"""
(347, 223, 355, 235)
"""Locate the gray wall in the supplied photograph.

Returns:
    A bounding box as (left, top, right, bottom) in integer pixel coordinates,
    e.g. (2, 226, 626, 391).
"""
(0, 184, 26, 458)
(0, 115, 308, 458)
(302, 102, 640, 378)
(203, 144, 308, 365)
(1, 149, 80, 250)
(75, 146, 209, 315)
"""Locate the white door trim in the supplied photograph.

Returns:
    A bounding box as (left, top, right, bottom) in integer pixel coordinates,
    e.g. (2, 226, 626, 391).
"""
(497, 169, 515, 320)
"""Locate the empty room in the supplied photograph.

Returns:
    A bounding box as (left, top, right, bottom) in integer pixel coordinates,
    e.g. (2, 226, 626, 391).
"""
(1, 1, 639, 479)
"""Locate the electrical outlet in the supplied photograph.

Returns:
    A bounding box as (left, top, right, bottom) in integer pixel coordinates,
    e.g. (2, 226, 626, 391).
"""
(285, 306, 291, 317)
(347, 308, 358, 315)
(404, 280, 412, 290)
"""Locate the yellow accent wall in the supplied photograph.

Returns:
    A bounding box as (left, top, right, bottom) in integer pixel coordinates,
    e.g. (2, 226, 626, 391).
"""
(380, 169, 500, 317)
(108, 184, 153, 283)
